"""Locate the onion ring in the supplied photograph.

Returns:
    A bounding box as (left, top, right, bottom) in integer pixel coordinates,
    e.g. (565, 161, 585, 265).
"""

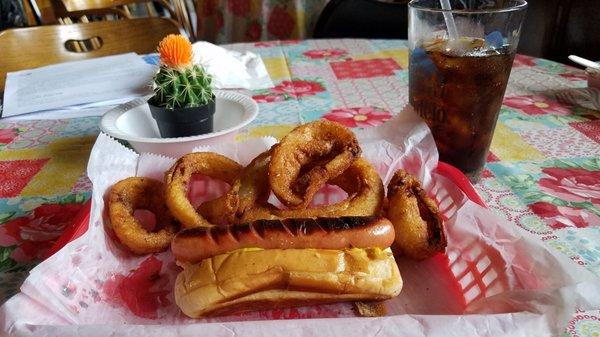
(269, 120, 361, 209)
(108, 177, 178, 254)
(238, 157, 384, 223)
(229, 150, 272, 219)
(386, 169, 446, 260)
(197, 150, 272, 225)
(165, 152, 242, 228)
(196, 192, 238, 226)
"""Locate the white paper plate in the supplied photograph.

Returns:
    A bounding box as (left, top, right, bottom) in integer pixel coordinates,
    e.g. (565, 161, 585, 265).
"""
(100, 90, 258, 157)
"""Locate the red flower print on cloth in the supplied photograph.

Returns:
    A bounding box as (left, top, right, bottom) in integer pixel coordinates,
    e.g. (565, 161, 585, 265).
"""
(503, 95, 571, 115)
(102, 256, 170, 319)
(538, 167, 600, 205)
(0, 202, 85, 262)
(529, 202, 600, 229)
(227, 0, 250, 17)
(0, 159, 48, 198)
(270, 80, 325, 98)
(323, 107, 392, 128)
(303, 49, 348, 60)
(0, 128, 18, 144)
(267, 6, 295, 39)
(481, 168, 495, 178)
(246, 21, 261, 41)
(487, 152, 501, 162)
(512, 54, 536, 67)
(570, 120, 600, 143)
(331, 58, 401, 79)
(252, 94, 285, 103)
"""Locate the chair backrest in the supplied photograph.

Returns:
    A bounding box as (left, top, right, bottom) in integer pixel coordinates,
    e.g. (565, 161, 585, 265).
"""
(0, 18, 181, 91)
(313, 0, 409, 39)
(49, 0, 132, 19)
(50, 0, 195, 41)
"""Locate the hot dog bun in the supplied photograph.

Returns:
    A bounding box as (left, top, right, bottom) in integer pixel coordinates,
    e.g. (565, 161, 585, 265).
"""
(175, 247, 402, 318)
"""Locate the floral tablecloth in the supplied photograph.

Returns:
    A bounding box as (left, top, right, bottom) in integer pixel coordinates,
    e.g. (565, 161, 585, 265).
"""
(195, 0, 328, 43)
(1, 39, 598, 335)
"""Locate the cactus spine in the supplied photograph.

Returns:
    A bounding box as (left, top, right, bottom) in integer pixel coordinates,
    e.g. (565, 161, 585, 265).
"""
(152, 64, 213, 109)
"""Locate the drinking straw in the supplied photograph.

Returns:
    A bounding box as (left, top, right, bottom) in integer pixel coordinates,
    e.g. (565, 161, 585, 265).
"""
(568, 55, 600, 70)
(440, 0, 459, 40)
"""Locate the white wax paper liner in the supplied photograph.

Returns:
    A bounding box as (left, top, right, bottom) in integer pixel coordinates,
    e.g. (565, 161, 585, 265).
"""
(2, 107, 599, 336)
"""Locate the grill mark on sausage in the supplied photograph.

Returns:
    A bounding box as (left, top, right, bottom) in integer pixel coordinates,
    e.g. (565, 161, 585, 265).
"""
(294, 218, 310, 236)
(177, 216, 379, 240)
(231, 224, 250, 242)
(211, 226, 228, 245)
(310, 218, 326, 235)
(258, 220, 289, 235)
(204, 226, 214, 242)
(253, 220, 268, 240)
(279, 218, 296, 237)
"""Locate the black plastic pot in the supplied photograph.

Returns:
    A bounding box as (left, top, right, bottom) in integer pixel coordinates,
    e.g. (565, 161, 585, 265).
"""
(148, 97, 216, 138)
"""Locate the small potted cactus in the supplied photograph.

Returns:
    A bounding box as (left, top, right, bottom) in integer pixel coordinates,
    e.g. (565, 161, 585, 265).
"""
(149, 34, 215, 138)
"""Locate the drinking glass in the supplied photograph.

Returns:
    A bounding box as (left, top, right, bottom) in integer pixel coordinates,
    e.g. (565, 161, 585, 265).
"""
(408, 0, 527, 182)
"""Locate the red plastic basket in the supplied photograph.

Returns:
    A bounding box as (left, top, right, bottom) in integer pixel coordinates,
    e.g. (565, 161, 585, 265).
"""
(44, 162, 486, 259)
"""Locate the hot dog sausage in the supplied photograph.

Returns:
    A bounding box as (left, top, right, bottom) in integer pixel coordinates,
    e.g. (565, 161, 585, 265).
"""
(172, 216, 395, 262)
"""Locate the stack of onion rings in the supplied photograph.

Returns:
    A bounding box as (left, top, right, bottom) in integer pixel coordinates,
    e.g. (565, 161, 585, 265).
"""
(235, 157, 384, 223)
(161, 121, 383, 225)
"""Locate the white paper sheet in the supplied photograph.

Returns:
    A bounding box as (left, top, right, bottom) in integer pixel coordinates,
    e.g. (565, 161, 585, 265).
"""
(1, 107, 599, 337)
(1, 53, 155, 118)
(1, 105, 113, 121)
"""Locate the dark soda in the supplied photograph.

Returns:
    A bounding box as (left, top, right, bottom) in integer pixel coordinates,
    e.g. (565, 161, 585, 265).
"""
(409, 38, 514, 182)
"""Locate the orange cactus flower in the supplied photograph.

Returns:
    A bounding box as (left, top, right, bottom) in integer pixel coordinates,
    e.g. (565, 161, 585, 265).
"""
(158, 34, 193, 69)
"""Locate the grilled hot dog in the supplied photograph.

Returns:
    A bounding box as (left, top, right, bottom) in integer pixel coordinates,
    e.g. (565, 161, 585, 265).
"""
(172, 216, 395, 262)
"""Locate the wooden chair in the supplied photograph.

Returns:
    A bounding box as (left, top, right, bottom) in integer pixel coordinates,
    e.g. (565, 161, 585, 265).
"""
(24, 0, 43, 25)
(52, 0, 170, 20)
(313, 0, 409, 39)
(0, 18, 181, 91)
(50, 0, 195, 41)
